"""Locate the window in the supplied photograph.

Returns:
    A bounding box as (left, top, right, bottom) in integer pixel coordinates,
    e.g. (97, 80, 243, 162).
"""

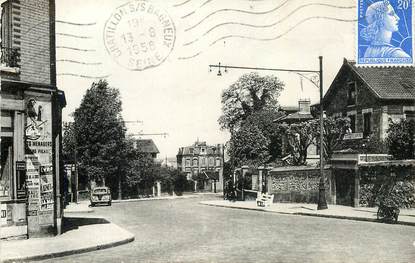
(347, 82, 356, 105)
(350, 115, 356, 133)
(406, 111, 415, 121)
(0, 137, 12, 199)
(209, 157, 214, 166)
(363, 112, 372, 138)
(189, 148, 194, 154)
(193, 158, 198, 167)
(216, 158, 221, 167)
(185, 158, 190, 167)
(201, 157, 206, 166)
(201, 148, 205, 153)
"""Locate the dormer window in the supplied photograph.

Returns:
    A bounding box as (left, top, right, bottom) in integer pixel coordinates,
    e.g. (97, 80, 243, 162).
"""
(347, 82, 356, 105)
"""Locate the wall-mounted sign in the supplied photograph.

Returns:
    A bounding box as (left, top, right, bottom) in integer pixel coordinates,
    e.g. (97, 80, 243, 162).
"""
(0, 204, 6, 226)
(16, 161, 26, 171)
(343, 132, 363, 140)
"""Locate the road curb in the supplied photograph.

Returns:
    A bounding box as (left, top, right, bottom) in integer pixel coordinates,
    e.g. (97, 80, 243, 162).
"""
(200, 202, 415, 227)
(2, 228, 135, 263)
(112, 195, 201, 203)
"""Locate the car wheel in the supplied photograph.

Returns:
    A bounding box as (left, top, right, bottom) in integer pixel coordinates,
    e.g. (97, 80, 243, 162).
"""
(108, 201, 112, 206)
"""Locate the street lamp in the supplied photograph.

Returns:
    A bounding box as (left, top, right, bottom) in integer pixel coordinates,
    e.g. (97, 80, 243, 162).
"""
(209, 56, 328, 210)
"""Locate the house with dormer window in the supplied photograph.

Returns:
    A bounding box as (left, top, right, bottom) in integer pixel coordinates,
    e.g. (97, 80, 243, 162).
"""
(322, 58, 415, 143)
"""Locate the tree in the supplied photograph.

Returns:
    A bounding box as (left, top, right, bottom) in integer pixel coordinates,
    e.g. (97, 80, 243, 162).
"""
(219, 72, 284, 131)
(125, 151, 156, 197)
(228, 122, 270, 168)
(74, 80, 127, 191)
(62, 121, 76, 164)
(386, 119, 415, 159)
(245, 109, 285, 161)
(312, 117, 350, 162)
(280, 121, 315, 165)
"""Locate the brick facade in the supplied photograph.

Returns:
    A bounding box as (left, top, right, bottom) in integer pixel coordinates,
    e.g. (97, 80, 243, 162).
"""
(4, 0, 53, 85)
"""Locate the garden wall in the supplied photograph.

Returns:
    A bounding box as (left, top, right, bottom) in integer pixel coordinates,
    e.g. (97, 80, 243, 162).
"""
(269, 166, 334, 204)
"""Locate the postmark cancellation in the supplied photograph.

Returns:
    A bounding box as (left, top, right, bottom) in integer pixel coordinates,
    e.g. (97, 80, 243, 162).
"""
(104, 1, 176, 71)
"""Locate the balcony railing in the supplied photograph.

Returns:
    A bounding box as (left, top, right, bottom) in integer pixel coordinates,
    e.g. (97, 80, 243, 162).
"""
(1, 46, 20, 68)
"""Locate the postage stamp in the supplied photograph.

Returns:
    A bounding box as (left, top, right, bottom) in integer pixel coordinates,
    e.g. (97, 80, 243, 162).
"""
(103, 1, 176, 71)
(357, 0, 413, 65)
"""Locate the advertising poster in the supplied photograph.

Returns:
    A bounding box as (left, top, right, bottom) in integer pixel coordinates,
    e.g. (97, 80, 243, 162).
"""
(25, 98, 54, 225)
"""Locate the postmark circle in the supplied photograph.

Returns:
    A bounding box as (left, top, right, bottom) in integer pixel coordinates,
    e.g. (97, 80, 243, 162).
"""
(104, 1, 176, 71)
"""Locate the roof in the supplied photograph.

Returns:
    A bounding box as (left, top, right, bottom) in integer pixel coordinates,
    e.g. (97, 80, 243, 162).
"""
(135, 139, 159, 154)
(177, 143, 222, 156)
(276, 112, 314, 123)
(279, 106, 298, 113)
(325, 59, 415, 102)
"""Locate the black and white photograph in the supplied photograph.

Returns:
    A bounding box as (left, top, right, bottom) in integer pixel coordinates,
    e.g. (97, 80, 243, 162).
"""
(1, 0, 415, 262)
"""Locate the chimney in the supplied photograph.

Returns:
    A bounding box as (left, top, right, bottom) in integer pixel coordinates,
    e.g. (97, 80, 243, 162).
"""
(298, 99, 311, 114)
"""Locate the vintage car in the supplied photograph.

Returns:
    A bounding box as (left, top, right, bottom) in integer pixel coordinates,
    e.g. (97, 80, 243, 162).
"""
(90, 187, 112, 206)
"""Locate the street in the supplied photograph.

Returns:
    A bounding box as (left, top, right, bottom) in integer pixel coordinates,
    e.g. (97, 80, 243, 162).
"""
(41, 195, 415, 263)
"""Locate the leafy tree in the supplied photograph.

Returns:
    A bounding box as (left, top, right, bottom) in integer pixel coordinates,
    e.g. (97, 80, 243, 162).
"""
(386, 119, 415, 159)
(280, 121, 315, 165)
(74, 80, 127, 190)
(125, 151, 156, 196)
(312, 117, 350, 162)
(219, 72, 284, 131)
(62, 121, 76, 164)
(228, 122, 270, 168)
(245, 109, 285, 161)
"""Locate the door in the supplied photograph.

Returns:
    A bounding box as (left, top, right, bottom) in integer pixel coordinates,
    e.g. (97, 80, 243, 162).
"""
(335, 169, 354, 206)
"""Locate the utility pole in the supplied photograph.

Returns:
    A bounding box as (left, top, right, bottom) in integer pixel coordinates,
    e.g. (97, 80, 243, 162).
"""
(209, 57, 328, 210)
(317, 56, 328, 210)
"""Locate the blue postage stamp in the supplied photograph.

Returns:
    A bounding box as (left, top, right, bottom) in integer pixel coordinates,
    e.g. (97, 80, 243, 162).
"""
(357, 0, 414, 65)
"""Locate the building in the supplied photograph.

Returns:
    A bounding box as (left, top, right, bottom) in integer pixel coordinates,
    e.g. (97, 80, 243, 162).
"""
(322, 58, 415, 207)
(134, 139, 159, 159)
(177, 141, 224, 192)
(322, 58, 415, 142)
(259, 59, 415, 207)
(1, 0, 66, 239)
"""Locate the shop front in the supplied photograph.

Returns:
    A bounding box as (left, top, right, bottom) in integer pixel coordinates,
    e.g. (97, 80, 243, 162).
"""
(1, 81, 65, 239)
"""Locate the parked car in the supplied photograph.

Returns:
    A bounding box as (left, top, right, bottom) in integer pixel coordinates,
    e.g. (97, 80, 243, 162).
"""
(90, 187, 112, 206)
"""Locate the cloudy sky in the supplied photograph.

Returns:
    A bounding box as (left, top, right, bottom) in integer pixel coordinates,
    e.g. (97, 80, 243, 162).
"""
(56, 0, 358, 159)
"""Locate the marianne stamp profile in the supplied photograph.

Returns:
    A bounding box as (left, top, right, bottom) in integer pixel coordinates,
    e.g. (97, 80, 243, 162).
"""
(357, 0, 413, 65)
(104, 1, 176, 71)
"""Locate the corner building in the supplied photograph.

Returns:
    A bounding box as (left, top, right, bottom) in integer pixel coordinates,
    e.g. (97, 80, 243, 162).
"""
(0, 0, 66, 239)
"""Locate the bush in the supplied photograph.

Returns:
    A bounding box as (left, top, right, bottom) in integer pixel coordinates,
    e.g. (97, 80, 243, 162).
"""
(386, 119, 415, 159)
(375, 180, 415, 209)
(174, 172, 188, 195)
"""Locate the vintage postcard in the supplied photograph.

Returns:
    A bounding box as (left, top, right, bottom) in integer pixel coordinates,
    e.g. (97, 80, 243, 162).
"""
(1, 0, 415, 262)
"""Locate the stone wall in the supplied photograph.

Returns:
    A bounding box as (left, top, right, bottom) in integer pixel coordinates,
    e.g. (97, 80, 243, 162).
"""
(269, 167, 334, 204)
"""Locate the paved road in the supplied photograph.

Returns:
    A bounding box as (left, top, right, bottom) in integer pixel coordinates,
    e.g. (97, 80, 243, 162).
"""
(42, 195, 415, 263)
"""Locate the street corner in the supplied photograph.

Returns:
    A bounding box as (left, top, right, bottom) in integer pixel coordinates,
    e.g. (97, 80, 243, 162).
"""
(2, 217, 135, 263)
(64, 201, 94, 214)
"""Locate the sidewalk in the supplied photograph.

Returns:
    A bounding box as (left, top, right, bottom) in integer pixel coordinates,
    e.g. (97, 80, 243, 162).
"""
(200, 200, 415, 226)
(112, 192, 221, 203)
(1, 205, 134, 263)
(64, 201, 94, 213)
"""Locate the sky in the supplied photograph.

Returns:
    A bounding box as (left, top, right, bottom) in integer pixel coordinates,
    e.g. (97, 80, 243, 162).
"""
(56, 0, 358, 159)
